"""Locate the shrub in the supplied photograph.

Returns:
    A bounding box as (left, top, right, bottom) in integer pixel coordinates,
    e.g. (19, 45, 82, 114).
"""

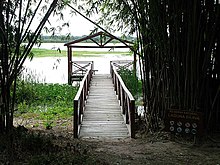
(118, 67, 142, 98)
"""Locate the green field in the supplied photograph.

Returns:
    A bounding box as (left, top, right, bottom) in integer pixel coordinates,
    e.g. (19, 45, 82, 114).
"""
(31, 48, 132, 57)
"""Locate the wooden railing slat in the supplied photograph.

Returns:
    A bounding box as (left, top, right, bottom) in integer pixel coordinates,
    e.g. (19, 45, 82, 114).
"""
(73, 100, 78, 138)
(73, 63, 93, 138)
(110, 61, 135, 138)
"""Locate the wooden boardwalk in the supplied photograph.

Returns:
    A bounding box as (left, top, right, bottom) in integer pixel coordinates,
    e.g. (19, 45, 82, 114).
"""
(79, 74, 129, 139)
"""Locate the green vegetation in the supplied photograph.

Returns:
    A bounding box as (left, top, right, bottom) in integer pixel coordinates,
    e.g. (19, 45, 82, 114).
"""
(0, 0, 60, 135)
(32, 48, 132, 57)
(32, 48, 66, 57)
(118, 68, 142, 99)
(15, 80, 78, 127)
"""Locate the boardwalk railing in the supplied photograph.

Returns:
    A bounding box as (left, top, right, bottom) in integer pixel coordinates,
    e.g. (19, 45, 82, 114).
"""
(73, 62, 93, 138)
(110, 60, 133, 70)
(72, 61, 94, 74)
(110, 61, 135, 138)
(70, 61, 94, 82)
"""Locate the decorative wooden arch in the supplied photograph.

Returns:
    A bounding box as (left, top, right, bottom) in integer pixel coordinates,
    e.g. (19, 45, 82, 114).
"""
(64, 31, 136, 85)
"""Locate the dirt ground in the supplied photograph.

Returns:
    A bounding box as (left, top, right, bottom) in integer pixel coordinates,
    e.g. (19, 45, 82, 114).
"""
(2, 118, 219, 164)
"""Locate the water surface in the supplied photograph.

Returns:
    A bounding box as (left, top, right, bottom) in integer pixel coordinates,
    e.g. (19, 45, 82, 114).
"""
(23, 51, 133, 84)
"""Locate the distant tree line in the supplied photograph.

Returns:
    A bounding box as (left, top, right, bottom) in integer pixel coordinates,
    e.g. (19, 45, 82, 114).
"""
(39, 35, 136, 43)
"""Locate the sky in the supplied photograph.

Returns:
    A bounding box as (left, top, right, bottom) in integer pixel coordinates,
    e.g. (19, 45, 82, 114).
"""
(50, 11, 97, 36)
(30, 2, 125, 37)
(44, 4, 124, 37)
(43, 11, 95, 36)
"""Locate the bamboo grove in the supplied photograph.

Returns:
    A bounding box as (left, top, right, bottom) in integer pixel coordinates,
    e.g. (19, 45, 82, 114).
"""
(87, 0, 220, 133)
(142, 0, 219, 133)
(0, 0, 60, 134)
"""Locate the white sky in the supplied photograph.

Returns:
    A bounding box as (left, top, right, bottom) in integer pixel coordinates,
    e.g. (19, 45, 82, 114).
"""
(45, 6, 124, 37)
(30, 2, 124, 37)
(43, 12, 95, 36)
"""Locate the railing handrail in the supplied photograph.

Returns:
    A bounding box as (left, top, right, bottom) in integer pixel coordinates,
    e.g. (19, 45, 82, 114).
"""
(111, 60, 133, 70)
(110, 61, 135, 138)
(74, 68, 91, 101)
(73, 62, 93, 138)
(112, 66, 135, 101)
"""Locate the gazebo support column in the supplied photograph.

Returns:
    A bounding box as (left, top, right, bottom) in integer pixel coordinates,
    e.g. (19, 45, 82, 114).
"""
(68, 46, 72, 85)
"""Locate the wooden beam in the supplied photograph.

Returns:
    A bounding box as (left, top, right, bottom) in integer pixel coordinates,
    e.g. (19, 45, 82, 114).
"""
(90, 38, 100, 46)
(68, 45, 130, 48)
(103, 38, 113, 46)
(64, 32, 103, 46)
(68, 46, 72, 85)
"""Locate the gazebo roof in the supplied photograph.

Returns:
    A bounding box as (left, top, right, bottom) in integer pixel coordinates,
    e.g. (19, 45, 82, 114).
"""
(64, 31, 133, 49)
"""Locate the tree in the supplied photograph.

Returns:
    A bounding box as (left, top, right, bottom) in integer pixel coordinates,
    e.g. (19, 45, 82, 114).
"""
(0, 0, 60, 135)
(0, 0, 80, 134)
(86, 0, 220, 133)
(0, 0, 78, 162)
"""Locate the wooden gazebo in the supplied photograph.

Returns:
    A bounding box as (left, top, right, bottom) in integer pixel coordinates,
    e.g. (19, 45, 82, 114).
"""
(64, 31, 136, 85)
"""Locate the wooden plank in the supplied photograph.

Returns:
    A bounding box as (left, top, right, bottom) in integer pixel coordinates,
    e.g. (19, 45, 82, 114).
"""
(83, 117, 123, 121)
(84, 111, 121, 115)
(79, 74, 129, 139)
(84, 108, 121, 111)
(82, 121, 126, 125)
(81, 126, 128, 131)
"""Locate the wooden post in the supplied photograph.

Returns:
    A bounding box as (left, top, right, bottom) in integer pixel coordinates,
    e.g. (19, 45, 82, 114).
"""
(121, 89, 125, 114)
(130, 99, 135, 138)
(73, 100, 78, 138)
(68, 46, 72, 85)
(110, 61, 112, 77)
(125, 97, 129, 124)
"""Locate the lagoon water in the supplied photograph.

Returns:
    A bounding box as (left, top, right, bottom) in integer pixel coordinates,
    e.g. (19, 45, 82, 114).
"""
(33, 43, 130, 52)
(23, 43, 133, 84)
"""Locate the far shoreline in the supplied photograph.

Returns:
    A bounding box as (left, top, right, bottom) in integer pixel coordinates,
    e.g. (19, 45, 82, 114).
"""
(31, 43, 132, 58)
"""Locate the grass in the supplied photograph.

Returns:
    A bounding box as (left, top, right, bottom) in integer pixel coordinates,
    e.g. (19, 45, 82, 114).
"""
(15, 80, 78, 128)
(32, 48, 132, 57)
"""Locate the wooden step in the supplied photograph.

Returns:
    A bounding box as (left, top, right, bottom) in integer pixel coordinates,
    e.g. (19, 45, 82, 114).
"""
(79, 74, 129, 139)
